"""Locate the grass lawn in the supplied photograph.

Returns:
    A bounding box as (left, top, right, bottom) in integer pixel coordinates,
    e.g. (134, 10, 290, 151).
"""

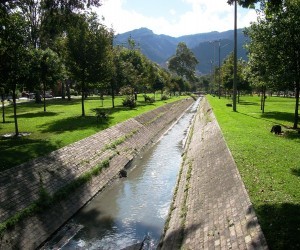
(0, 94, 187, 171)
(207, 95, 300, 249)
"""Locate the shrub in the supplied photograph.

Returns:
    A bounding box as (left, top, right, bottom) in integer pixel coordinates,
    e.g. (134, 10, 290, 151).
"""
(161, 94, 169, 101)
(143, 94, 155, 103)
(122, 95, 136, 108)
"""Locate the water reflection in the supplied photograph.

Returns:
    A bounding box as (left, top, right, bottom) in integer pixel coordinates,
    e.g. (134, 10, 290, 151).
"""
(45, 98, 200, 250)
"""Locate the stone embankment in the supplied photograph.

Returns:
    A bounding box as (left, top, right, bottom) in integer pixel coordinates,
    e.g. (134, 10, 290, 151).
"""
(159, 97, 268, 249)
(0, 98, 194, 250)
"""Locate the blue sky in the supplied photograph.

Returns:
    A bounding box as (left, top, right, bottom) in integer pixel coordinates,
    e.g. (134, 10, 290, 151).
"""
(95, 0, 258, 37)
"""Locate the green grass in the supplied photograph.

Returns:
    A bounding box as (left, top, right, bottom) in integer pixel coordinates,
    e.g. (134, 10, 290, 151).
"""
(207, 95, 300, 250)
(0, 94, 186, 171)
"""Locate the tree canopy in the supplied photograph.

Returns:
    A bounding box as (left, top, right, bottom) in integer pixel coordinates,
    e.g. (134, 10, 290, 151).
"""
(244, 0, 300, 128)
(168, 42, 199, 83)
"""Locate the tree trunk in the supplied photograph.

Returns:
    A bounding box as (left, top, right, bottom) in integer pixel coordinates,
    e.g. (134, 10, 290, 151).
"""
(66, 79, 71, 101)
(262, 86, 266, 113)
(62, 80, 65, 100)
(1, 94, 5, 123)
(43, 82, 46, 112)
(12, 87, 19, 136)
(111, 83, 115, 108)
(293, 79, 299, 129)
(81, 83, 85, 117)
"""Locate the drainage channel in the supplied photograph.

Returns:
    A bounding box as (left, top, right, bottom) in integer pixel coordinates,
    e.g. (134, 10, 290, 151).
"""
(41, 98, 200, 250)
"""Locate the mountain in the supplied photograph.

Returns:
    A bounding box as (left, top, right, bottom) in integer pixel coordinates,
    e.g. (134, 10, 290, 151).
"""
(114, 28, 177, 64)
(114, 27, 249, 74)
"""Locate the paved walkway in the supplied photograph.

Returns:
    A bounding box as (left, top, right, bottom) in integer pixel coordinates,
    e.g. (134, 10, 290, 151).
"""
(159, 98, 268, 250)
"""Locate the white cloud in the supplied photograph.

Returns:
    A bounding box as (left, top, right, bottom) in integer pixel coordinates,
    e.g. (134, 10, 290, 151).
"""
(95, 0, 258, 37)
(169, 9, 177, 16)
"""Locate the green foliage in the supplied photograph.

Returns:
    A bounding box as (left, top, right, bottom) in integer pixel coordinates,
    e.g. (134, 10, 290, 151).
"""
(221, 52, 250, 92)
(37, 187, 52, 208)
(244, 1, 300, 128)
(161, 94, 169, 101)
(207, 95, 299, 249)
(119, 85, 134, 96)
(66, 13, 113, 116)
(122, 95, 136, 109)
(28, 48, 63, 89)
(143, 94, 155, 103)
(0, 95, 187, 170)
(168, 42, 199, 82)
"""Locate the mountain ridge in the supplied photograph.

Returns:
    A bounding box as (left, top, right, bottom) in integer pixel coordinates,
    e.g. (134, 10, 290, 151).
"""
(114, 27, 248, 74)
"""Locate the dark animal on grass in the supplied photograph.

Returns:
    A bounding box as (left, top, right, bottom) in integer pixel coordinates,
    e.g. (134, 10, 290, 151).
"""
(270, 125, 282, 135)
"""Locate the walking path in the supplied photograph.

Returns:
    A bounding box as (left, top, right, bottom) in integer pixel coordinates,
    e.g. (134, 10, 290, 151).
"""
(159, 98, 268, 250)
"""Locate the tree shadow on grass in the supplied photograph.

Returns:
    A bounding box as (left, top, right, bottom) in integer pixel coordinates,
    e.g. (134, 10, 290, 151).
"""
(91, 105, 135, 115)
(39, 104, 142, 134)
(39, 115, 111, 134)
(255, 203, 300, 250)
(0, 136, 58, 171)
(238, 110, 297, 129)
(261, 111, 295, 124)
(239, 100, 260, 106)
(291, 168, 300, 177)
(10, 111, 59, 119)
(283, 130, 300, 141)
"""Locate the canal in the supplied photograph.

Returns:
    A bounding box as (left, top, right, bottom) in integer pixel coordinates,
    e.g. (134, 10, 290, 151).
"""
(42, 98, 200, 250)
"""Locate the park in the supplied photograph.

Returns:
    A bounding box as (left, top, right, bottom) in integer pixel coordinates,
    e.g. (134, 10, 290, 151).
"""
(0, 0, 299, 249)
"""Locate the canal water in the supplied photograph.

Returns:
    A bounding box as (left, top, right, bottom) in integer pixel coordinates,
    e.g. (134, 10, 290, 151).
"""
(43, 98, 200, 250)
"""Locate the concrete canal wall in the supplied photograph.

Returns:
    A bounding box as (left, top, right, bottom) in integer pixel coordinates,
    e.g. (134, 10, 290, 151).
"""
(0, 98, 194, 250)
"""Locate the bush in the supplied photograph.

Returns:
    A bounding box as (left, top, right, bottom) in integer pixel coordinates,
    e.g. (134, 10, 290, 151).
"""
(161, 94, 169, 101)
(122, 95, 136, 109)
(143, 94, 155, 103)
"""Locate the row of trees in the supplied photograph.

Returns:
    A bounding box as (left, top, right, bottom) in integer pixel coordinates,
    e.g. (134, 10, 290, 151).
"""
(244, 0, 299, 128)
(208, 0, 299, 129)
(0, 1, 199, 136)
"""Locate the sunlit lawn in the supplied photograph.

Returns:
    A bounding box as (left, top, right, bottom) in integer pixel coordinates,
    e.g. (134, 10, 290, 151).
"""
(0, 94, 186, 171)
(207, 94, 300, 249)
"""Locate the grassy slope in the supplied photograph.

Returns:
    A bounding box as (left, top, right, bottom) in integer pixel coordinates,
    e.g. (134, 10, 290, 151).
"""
(207, 95, 300, 249)
(0, 94, 186, 171)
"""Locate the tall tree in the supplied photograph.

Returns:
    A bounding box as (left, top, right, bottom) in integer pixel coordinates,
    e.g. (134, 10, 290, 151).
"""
(168, 42, 199, 83)
(66, 13, 113, 116)
(221, 53, 247, 98)
(0, 86, 5, 123)
(0, 11, 30, 135)
(28, 48, 63, 111)
(0, 0, 102, 49)
(245, 1, 300, 128)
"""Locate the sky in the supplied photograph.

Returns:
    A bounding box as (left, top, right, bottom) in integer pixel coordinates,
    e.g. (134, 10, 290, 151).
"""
(94, 0, 259, 37)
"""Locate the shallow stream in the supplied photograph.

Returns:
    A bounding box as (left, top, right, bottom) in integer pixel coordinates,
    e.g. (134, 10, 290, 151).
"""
(43, 98, 200, 250)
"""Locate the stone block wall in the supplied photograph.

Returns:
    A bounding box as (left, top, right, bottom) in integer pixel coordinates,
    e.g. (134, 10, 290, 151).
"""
(0, 98, 194, 250)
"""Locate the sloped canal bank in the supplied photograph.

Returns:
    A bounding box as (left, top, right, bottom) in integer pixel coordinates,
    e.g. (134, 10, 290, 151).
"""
(41, 98, 201, 250)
